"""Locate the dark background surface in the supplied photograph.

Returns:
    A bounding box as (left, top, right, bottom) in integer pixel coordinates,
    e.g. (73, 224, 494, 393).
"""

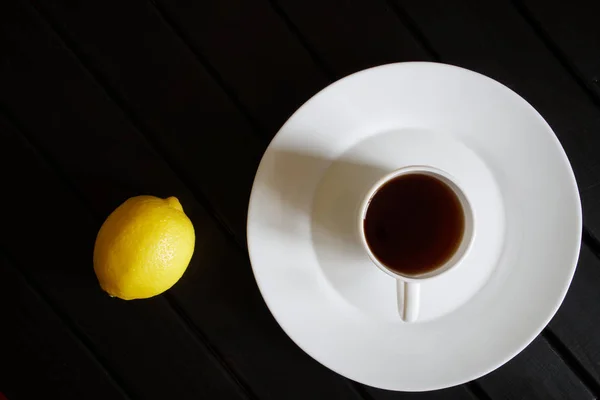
(1, 0, 600, 399)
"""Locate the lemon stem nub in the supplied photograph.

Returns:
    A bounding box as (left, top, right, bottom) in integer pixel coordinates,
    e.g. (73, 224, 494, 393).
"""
(166, 196, 183, 212)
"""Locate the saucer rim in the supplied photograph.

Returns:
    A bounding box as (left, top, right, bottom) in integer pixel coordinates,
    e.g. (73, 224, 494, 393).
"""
(247, 61, 582, 391)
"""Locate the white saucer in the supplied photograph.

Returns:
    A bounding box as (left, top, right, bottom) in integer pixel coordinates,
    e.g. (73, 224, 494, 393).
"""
(247, 62, 581, 391)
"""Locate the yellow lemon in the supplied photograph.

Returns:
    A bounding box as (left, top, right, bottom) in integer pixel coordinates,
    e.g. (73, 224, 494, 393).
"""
(93, 196, 195, 300)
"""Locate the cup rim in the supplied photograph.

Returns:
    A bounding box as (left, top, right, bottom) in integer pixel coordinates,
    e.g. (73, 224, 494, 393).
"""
(358, 165, 475, 283)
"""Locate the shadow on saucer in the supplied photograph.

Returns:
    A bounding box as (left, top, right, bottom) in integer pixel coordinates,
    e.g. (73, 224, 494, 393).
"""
(256, 148, 391, 303)
(260, 149, 387, 247)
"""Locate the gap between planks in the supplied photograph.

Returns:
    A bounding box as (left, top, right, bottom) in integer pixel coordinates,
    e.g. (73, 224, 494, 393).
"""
(268, 0, 336, 80)
(384, 0, 442, 62)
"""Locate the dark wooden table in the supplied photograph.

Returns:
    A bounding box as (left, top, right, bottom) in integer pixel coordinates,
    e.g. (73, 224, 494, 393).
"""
(1, 1, 600, 399)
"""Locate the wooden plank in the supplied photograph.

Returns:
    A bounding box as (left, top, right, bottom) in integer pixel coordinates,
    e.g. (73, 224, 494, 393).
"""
(0, 254, 128, 400)
(0, 113, 247, 400)
(0, 2, 363, 400)
(153, 0, 330, 136)
(394, 0, 600, 241)
(28, 0, 265, 243)
(271, 1, 597, 398)
(276, 0, 430, 77)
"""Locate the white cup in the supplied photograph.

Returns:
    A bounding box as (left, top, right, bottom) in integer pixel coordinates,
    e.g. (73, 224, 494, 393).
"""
(358, 166, 475, 322)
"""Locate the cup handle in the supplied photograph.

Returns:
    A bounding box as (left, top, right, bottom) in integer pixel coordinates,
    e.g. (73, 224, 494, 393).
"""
(397, 280, 419, 322)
